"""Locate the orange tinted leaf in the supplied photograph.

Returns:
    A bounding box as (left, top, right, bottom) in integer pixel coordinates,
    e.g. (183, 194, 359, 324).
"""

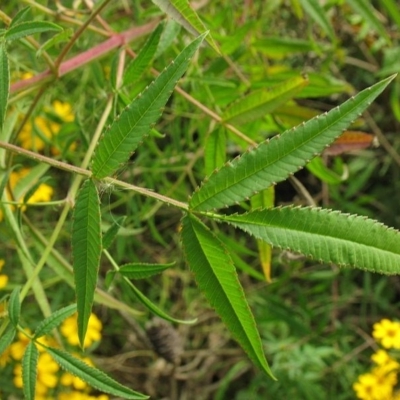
(324, 131, 376, 156)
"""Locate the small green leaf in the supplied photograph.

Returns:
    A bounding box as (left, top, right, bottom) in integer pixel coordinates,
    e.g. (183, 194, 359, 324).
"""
(5, 21, 63, 42)
(123, 280, 196, 324)
(155, 19, 181, 57)
(0, 324, 16, 357)
(10, 7, 31, 28)
(46, 346, 149, 399)
(0, 42, 9, 130)
(222, 75, 309, 125)
(181, 214, 275, 378)
(204, 127, 226, 176)
(8, 287, 21, 327)
(118, 262, 175, 279)
(190, 75, 395, 211)
(218, 207, 400, 274)
(251, 187, 274, 282)
(102, 216, 126, 249)
(22, 341, 38, 400)
(36, 28, 73, 58)
(72, 179, 102, 347)
(124, 23, 164, 86)
(299, 0, 335, 40)
(306, 156, 347, 185)
(91, 32, 206, 179)
(152, 0, 219, 53)
(34, 304, 77, 338)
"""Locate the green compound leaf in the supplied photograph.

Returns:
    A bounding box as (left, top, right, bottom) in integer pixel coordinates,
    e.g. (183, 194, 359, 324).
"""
(72, 179, 102, 348)
(46, 346, 149, 399)
(123, 23, 164, 87)
(8, 287, 21, 327)
(5, 21, 63, 42)
(91, 33, 206, 179)
(152, 0, 219, 53)
(22, 341, 38, 400)
(181, 214, 275, 379)
(190, 75, 395, 211)
(34, 304, 77, 338)
(0, 42, 9, 130)
(218, 207, 400, 274)
(222, 75, 309, 125)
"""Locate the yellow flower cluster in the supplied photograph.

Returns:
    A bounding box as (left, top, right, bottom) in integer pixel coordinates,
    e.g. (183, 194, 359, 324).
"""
(0, 168, 54, 221)
(60, 313, 103, 349)
(18, 100, 75, 154)
(1, 313, 106, 399)
(0, 259, 8, 289)
(354, 319, 400, 400)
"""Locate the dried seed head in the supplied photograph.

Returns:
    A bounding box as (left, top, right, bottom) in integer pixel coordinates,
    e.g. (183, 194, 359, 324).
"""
(146, 318, 183, 364)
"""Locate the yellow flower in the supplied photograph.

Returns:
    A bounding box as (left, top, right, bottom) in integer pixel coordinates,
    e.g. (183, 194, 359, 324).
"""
(27, 182, 54, 204)
(353, 370, 394, 400)
(10, 331, 31, 360)
(13, 352, 59, 398)
(18, 101, 75, 153)
(18, 116, 57, 152)
(0, 345, 11, 367)
(0, 168, 54, 221)
(52, 100, 75, 122)
(60, 313, 102, 348)
(10, 331, 50, 360)
(371, 349, 399, 372)
(0, 259, 8, 289)
(373, 319, 400, 349)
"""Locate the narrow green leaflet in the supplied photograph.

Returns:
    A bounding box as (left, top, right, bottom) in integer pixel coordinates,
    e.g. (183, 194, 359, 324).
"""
(8, 287, 21, 327)
(9, 6, 31, 28)
(118, 262, 175, 279)
(381, 0, 400, 28)
(5, 21, 63, 42)
(306, 156, 347, 185)
(152, 0, 219, 53)
(34, 304, 77, 338)
(0, 324, 16, 357)
(106, 262, 174, 286)
(190, 75, 395, 211)
(102, 216, 126, 249)
(299, 0, 335, 40)
(46, 346, 148, 399)
(218, 207, 400, 274)
(36, 28, 73, 58)
(181, 214, 275, 378)
(204, 127, 226, 176)
(0, 42, 9, 130)
(251, 187, 274, 282)
(222, 75, 309, 125)
(123, 280, 196, 324)
(72, 179, 102, 347)
(91, 33, 206, 179)
(22, 341, 38, 400)
(123, 23, 164, 86)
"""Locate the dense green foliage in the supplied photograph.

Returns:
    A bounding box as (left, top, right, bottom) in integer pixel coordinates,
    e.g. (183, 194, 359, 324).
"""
(0, 1, 400, 399)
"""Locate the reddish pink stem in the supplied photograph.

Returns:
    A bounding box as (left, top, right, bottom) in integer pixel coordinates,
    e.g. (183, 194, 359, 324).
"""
(10, 21, 157, 94)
